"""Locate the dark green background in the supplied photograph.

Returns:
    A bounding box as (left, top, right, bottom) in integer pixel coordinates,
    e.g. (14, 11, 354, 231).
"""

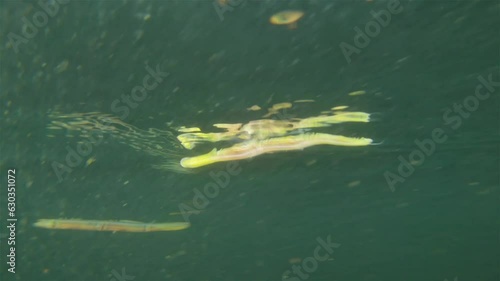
(1, 0, 498, 280)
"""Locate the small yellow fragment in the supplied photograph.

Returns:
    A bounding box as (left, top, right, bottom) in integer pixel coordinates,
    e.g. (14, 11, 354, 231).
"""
(86, 156, 96, 166)
(247, 105, 262, 111)
(270, 10, 304, 26)
(177, 127, 201, 133)
(348, 90, 366, 96)
(213, 123, 242, 131)
(332, 105, 349, 111)
(272, 102, 293, 110)
(294, 99, 315, 103)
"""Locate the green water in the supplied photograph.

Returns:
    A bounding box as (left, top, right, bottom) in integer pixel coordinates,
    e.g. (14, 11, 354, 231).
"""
(0, 0, 499, 280)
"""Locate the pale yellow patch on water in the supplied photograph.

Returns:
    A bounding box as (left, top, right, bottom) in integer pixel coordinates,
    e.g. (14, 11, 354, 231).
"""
(213, 123, 242, 131)
(272, 102, 293, 110)
(348, 180, 361, 188)
(54, 59, 69, 73)
(85, 156, 96, 167)
(177, 126, 201, 133)
(294, 99, 315, 103)
(270, 10, 304, 28)
(247, 105, 262, 111)
(262, 110, 277, 118)
(332, 105, 349, 111)
(262, 102, 292, 118)
(348, 90, 366, 96)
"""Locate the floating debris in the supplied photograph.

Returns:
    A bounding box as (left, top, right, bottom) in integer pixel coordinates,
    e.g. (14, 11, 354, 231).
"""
(270, 10, 304, 29)
(180, 133, 373, 168)
(332, 105, 349, 111)
(178, 126, 201, 133)
(34, 218, 190, 232)
(348, 90, 366, 96)
(247, 105, 262, 111)
(213, 123, 242, 131)
(85, 156, 96, 167)
(54, 59, 69, 73)
(272, 102, 293, 110)
(263, 102, 293, 117)
(49, 103, 374, 170)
